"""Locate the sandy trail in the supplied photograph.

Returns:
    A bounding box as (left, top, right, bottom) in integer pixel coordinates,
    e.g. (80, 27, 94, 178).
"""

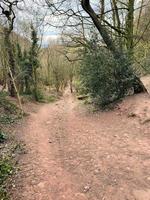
(11, 92, 150, 200)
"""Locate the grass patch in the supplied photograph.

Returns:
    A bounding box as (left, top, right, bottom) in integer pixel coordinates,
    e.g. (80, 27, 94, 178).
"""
(0, 92, 23, 199)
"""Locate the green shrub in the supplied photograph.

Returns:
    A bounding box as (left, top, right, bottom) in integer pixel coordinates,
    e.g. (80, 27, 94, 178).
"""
(79, 39, 136, 108)
(0, 131, 7, 143)
(79, 47, 117, 107)
(74, 79, 89, 95)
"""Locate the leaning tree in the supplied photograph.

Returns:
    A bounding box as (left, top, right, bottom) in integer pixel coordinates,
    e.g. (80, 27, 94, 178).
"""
(44, 0, 149, 96)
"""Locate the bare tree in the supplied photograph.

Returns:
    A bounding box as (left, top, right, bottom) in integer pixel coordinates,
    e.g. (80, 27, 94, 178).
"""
(44, 0, 148, 93)
(0, 0, 24, 113)
(0, 0, 23, 97)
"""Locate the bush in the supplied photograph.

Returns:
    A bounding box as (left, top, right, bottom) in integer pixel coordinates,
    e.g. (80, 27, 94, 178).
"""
(79, 41, 137, 108)
(80, 47, 118, 107)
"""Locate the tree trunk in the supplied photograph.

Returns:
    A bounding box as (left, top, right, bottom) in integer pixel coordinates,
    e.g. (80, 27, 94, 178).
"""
(126, 0, 134, 58)
(33, 68, 38, 101)
(4, 28, 16, 97)
(8, 66, 24, 114)
(70, 82, 73, 93)
(69, 77, 73, 93)
(81, 0, 123, 59)
(81, 0, 145, 94)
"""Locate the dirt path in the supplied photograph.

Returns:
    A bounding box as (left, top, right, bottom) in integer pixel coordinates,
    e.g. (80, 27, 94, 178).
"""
(11, 92, 150, 200)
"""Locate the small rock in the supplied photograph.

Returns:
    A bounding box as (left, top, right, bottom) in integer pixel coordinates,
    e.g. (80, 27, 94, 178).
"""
(128, 112, 136, 118)
(94, 168, 101, 175)
(12, 153, 16, 158)
(49, 140, 52, 143)
(126, 167, 131, 171)
(83, 184, 91, 193)
(37, 182, 45, 188)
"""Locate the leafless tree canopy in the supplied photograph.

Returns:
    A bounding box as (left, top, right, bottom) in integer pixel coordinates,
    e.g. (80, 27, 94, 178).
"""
(44, 0, 150, 56)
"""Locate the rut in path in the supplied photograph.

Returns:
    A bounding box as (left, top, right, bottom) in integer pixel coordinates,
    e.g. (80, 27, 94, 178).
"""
(11, 93, 150, 200)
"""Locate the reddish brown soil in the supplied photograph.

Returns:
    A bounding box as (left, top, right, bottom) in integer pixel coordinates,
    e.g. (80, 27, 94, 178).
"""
(11, 92, 150, 200)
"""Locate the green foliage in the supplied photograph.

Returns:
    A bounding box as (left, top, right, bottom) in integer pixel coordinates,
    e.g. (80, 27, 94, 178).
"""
(14, 24, 41, 101)
(0, 92, 22, 124)
(0, 187, 8, 200)
(79, 47, 116, 107)
(46, 95, 57, 103)
(33, 89, 45, 103)
(0, 158, 13, 199)
(0, 159, 13, 185)
(0, 115, 16, 125)
(29, 25, 39, 69)
(79, 34, 137, 108)
(0, 92, 8, 99)
(34, 89, 57, 103)
(74, 78, 89, 95)
(28, 25, 40, 101)
(0, 93, 19, 114)
(0, 131, 7, 143)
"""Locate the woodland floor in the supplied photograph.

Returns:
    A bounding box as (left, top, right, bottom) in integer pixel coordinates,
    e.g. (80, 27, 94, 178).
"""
(10, 90, 150, 200)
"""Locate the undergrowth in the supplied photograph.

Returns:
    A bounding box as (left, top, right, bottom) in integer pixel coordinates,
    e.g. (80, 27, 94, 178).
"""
(0, 157, 13, 200)
(22, 91, 57, 103)
(0, 92, 22, 125)
(0, 158, 13, 185)
(0, 92, 23, 199)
